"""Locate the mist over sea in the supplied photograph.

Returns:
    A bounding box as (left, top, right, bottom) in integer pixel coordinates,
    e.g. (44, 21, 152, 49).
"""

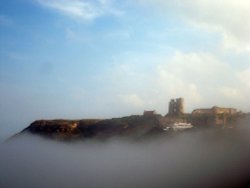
(1, 120, 250, 188)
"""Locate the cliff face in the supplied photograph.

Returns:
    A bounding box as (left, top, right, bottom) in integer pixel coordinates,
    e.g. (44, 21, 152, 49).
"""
(20, 116, 163, 141)
(16, 113, 247, 141)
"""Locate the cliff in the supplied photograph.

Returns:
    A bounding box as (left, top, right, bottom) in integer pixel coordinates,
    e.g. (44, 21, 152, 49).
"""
(17, 115, 163, 141)
(12, 112, 248, 141)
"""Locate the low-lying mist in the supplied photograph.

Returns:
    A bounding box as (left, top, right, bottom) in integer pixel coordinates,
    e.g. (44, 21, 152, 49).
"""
(1, 122, 250, 188)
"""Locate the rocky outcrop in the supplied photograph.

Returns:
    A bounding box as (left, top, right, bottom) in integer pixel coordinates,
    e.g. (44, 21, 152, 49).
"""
(18, 116, 163, 141)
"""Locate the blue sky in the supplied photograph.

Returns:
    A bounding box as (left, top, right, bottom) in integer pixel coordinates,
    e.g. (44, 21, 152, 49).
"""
(0, 0, 250, 140)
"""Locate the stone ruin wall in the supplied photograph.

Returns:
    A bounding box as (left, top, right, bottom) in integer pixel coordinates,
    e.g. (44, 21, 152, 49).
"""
(191, 107, 238, 127)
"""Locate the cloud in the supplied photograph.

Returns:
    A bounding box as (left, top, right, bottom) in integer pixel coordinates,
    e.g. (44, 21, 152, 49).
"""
(153, 51, 232, 110)
(156, 51, 250, 111)
(237, 69, 250, 88)
(36, 0, 123, 21)
(137, 0, 250, 52)
(30, 0, 250, 115)
(103, 51, 250, 113)
(219, 87, 243, 100)
(36, 0, 102, 20)
(118, 94, 144, 108)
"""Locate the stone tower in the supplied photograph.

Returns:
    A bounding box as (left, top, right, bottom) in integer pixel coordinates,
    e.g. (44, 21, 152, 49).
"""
(168, 98, 184, 116)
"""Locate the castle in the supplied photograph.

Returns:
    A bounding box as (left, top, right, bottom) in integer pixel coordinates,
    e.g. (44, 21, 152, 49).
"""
(191, 106, 237, 127)
(145, 98, 240, 127)
(168, 98, 238, 127)
(168, 98, 184, 116)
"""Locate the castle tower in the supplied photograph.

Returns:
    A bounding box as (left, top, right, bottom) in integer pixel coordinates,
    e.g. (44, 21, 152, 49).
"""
(176, 98, 184, 115)
(168, 99, 175, 115)
(168, 98, 184, 116)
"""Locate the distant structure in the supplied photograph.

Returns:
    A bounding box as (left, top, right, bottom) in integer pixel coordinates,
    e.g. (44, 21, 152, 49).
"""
(143, 110, 157, 117)
(143, 97, 240, 128)
(168, 98, 184, 116)
(192, 106, 237, 126)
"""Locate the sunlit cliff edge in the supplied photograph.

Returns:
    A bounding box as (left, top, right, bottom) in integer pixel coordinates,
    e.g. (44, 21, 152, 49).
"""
(11, 98, 250, 141)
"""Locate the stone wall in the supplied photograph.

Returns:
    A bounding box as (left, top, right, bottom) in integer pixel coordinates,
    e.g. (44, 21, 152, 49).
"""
(191, 106, 238, 127)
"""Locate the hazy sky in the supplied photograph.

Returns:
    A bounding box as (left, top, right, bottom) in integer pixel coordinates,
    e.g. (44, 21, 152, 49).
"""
(0, 0, 250, 139)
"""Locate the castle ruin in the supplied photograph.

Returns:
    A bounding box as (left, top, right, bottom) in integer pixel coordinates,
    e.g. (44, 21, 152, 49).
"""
(191, 106, 237, 127)
(168, 98, 184, 116)
(144, 97, 241, 128)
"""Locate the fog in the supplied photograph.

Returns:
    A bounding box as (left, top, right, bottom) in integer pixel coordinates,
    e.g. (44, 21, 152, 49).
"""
(1, 122, 250, 188)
